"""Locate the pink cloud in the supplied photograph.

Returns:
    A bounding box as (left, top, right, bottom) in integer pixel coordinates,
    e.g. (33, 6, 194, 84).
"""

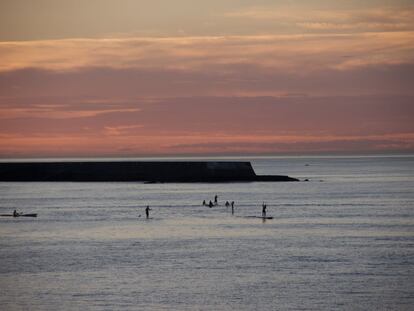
(0, 94, 413, 156)
(1, 32, 413, 74)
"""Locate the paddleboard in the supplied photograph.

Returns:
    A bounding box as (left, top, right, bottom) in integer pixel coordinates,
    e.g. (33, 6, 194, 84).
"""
(243, 216, 273, 219)
(0, 213, 37, 217)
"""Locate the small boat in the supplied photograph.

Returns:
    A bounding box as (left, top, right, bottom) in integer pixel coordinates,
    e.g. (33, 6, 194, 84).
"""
(0, 213, 37, 218)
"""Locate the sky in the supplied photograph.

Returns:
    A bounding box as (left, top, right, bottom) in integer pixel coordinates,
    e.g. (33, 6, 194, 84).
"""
(0, 0, 414, 157)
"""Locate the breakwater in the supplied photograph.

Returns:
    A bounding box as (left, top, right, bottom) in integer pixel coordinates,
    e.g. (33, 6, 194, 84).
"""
(0, 161, 298, 182)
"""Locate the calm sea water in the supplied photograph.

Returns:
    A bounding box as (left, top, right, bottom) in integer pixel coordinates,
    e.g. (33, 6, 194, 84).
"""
(0, 156, 413, 310)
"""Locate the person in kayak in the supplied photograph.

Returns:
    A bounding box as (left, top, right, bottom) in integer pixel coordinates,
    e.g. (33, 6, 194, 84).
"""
(145, 205, 151, 219)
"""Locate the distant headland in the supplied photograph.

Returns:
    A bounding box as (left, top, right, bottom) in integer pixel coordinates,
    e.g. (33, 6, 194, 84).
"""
(0, 161, 298, 182)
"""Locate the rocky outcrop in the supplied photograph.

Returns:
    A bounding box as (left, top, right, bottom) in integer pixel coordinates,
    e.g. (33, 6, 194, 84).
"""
(0, 161, 298, 182)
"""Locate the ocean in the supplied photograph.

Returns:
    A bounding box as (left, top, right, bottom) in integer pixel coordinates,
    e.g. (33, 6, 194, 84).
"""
(0, 156, 413, 310)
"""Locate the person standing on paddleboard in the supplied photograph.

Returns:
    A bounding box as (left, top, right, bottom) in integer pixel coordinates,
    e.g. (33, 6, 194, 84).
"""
(262, 202, 267, 217)
(145, 205, 151, 219)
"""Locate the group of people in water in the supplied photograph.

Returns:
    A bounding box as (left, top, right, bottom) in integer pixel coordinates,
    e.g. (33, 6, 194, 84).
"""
(143, 195, 268, 219)
(202, 194, 233, 207)
(202, 195, 236, 214)
(202, 194, 219, 208)
(200, 195, 268, 217)
(203, 196, 267, 217)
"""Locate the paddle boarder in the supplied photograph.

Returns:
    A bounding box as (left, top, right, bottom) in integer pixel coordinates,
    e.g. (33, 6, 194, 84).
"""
(145, 205, 151, 219)
(262, 202, 267, 217)
(13, 210, 18, 217)
(231, 201, 234, 215)
(214, 194, 218, 205)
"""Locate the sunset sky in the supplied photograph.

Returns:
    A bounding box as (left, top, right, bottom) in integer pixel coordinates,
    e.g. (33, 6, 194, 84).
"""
(1, 0, 413, 157)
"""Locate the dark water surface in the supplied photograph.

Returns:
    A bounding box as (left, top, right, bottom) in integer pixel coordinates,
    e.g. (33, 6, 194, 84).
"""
(1, 156, 413, 310)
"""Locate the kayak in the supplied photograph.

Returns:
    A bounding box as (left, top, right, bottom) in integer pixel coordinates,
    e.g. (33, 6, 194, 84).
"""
(0, 213, 38, 217)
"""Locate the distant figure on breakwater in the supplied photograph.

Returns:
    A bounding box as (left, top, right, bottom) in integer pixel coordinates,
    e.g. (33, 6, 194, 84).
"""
(214, 195, 218, 205)
(208, 200, 214, 208)
(262, 202, 267, 217)
(145, 205, 151, 219)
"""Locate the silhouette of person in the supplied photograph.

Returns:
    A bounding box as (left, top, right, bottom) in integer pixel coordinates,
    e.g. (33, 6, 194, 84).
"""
(209, 200, 214, 208)
(262, 202, 267, 217)
(214, 195, 218, 205)
(145, 205, 151, 219)
(13, 210, 18, 217)
(202, 200, 206, 206)
(231, 202, 234, 215)
(225, 201, 230, 207)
